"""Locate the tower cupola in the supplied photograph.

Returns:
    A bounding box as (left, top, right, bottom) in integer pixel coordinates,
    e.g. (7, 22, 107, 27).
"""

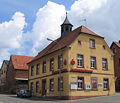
(61, 12, 73, 38)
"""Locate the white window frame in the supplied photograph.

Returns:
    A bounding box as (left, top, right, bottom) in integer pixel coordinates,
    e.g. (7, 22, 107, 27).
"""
(77, 55, 83, 67)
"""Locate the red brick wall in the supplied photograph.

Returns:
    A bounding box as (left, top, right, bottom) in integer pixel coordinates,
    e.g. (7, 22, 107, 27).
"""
(15, 70, 28, 79)
(111, 43, 120, 91)
(6, 60, 15, 93)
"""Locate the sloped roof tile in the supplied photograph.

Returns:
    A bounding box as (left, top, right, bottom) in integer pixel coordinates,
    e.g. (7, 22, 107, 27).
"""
(11, 55, 34, 70)
(30, 25, 103, 63)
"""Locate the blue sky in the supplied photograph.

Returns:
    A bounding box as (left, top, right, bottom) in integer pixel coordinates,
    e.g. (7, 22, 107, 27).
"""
(0, 0, 74, 31)
(0, 0, 120, 66)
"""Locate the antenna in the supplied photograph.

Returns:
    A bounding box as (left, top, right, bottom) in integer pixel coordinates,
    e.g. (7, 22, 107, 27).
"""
(80, 18, 87, 27)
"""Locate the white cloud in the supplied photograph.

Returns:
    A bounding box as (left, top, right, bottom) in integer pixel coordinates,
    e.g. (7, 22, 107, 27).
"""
(0, 12, 26, 65)
(28, 0, 108, 56)
(0, 0, 120, 66)
(28, 1, 66, 55)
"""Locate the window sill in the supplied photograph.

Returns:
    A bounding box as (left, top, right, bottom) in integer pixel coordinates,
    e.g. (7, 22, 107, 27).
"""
(102, 69, 108, 71)
(77, 66, 84, 68)
(91, 89, 98, 91)
(103, 89, 109, 91)
(90, 47, 96, 49)
(77, 89, 84, 91)
(90, 67, 97, 69)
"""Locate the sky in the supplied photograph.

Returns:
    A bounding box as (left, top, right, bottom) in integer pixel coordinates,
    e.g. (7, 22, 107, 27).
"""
(0, 0, 120, 66)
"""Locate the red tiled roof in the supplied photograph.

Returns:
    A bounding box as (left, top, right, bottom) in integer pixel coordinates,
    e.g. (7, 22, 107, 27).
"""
(11, 55, 34, 70)
(31, 25, 103, 62)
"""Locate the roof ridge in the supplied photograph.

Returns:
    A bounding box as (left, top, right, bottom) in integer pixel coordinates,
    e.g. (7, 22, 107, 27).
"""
(11, 54, 34, 58)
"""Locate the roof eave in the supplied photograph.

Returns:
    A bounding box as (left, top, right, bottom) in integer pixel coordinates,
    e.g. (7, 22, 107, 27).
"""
(27, 46, 70, 64)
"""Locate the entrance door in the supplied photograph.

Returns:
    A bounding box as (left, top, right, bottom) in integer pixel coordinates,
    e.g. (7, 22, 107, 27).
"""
(42, 79, 46, 96)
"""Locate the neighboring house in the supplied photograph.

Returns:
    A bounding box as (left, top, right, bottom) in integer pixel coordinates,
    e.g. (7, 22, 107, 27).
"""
(0, 60, 9, 92)
(6, 55, 33, 93)
(110, 41, 120, 92)
(28, 14, 115, 99)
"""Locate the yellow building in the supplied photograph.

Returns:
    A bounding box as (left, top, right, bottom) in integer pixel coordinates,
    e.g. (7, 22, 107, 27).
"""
(28, 14, 115, 99)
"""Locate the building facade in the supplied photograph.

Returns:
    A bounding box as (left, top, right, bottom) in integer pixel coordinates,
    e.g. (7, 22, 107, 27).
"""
(6, 55, 33, 93)
(0, 60, 9, 92)
(110, 41, 120, 92)
(28, 15, 115, 99)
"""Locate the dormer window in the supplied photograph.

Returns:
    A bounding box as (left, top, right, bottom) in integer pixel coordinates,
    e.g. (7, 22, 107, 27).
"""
(90, 39, 95, 48)
(66, 26, 68, 31)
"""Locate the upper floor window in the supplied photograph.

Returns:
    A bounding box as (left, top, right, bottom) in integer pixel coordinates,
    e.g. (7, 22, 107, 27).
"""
(43, 61, 46, 73)
(103, 45, 106, 50)
(50, 58, 54, 71)
(58, 77, 63, 91)
(50, 78, 54, 91)
(91, 78, 97, 90)
(77, 54, 84, 67)
(58, 55, 63, 69)
(36, 64, 40, 75)
(103, 78, 109, 90)
(113, 48, 116, 54)
(90, 39, 95, 48)
(36, 81, 39, 93)
(31, 66, 34, 76)
(90, 57, 96, 69)
(78, 40, 81, 45)
(102, 58, 108, 70)
(77, 77, 84, 90)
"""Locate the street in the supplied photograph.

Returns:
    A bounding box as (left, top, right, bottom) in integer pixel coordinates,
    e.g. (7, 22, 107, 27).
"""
(0, 94, 120, 103)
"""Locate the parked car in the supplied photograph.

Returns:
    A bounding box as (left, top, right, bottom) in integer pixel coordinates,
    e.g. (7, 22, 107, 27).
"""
(17, 90, 32, 98)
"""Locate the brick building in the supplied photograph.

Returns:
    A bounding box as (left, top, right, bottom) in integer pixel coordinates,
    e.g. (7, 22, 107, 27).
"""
(110, 41, 120, 92)
(0, 60, 9, 92)
(6, 55, 33, 93)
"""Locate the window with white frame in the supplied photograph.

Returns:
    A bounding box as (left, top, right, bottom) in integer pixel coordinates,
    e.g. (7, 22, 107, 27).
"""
(50, 58, 54, 71)
(58, 55, 63, 69)
(102, 58, 108, 70)
(91, 78, 97, 90)
(103, 78, 109, 90)
(77, 77, 84, 89)
(90, 57, 96, 69)
(50, 78, 54, 91)
(43, 61, 46, 73)
(36, 81, 39, 93)
(90, 39, 95, 48)
(77, 55, 84, 67)
(58, 77, 63, 91)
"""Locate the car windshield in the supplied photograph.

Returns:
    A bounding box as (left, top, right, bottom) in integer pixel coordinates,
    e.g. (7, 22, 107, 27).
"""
(20, 90, 25, 93)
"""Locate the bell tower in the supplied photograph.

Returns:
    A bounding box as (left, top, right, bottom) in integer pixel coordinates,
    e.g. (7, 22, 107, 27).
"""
(61, 12, 73, 38)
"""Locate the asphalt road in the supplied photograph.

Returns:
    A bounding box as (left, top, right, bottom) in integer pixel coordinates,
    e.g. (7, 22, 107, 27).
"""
(0, 94, 120, 103)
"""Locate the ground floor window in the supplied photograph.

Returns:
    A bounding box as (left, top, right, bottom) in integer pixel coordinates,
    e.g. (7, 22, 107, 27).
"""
(50, 78, 54, 91)
(91, 78, 97, 90)
(103, 78, 109, 90)
(58, 77, 63, 91)
(36, 81, 39, 93)
(30, 82, 33, 93)
(77, 77, 84, 90)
